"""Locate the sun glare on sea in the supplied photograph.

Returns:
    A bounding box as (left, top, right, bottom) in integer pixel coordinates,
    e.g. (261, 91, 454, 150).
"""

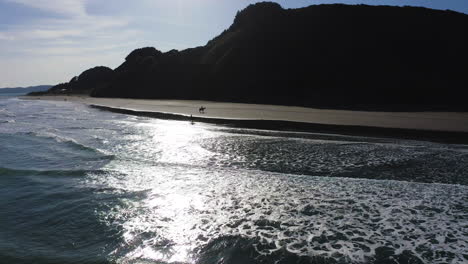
(149, 120, 213, 164)
(102, 119, 218, 263)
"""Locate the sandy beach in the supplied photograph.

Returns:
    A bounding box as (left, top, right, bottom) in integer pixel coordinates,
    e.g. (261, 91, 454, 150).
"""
(22, 95, 468, 143)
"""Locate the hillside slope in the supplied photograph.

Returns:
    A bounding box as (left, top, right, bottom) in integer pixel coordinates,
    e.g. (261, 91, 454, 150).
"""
(55, 3, 468, 111)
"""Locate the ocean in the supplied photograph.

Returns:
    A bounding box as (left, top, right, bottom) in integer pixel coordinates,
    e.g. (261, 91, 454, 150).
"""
(0, 95, 467, 264)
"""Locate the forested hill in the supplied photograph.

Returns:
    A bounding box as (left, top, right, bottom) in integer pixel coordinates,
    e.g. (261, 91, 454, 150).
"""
(47, 3, 468, 111)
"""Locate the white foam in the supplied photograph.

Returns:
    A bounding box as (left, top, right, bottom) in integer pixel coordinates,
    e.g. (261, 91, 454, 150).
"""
(88, 164, 468, 264)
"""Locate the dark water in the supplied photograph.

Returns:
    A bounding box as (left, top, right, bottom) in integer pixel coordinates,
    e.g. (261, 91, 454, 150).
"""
(0, 97, 467, 264)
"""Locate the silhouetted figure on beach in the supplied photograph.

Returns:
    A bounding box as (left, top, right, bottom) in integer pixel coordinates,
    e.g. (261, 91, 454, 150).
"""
(199, 106, 206, 114)
(190, 114, 194, 125)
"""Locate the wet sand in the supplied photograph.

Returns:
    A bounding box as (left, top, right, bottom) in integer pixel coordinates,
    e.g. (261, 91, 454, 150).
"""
(22, 95, 468, 143)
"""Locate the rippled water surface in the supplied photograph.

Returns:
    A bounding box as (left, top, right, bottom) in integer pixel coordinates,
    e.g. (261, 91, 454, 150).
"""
(1, 97, 467, 264)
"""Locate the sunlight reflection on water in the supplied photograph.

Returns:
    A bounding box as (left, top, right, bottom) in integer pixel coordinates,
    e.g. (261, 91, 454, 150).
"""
(2, 97, 467, 264)
(83, 119, 468, 264)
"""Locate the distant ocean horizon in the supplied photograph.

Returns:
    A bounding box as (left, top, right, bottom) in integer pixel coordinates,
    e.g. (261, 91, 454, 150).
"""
(0, 92, 26, 97)
(1, 96, 467, 264)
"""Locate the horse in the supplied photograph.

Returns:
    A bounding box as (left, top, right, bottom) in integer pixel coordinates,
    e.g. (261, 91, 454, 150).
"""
(199, 106, 206, 114)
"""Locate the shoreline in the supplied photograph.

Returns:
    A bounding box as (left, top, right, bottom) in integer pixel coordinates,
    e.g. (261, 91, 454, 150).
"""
(92, 105, 468, 144)
(22, 95, 468, 144)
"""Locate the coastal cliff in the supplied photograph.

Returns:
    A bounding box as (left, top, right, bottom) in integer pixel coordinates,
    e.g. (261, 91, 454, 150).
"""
(44, 3, 468, 111)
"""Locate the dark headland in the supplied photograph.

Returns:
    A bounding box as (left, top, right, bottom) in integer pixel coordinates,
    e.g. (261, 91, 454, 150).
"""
(35, 2, 468, 111)
(28, 2, 468, 143)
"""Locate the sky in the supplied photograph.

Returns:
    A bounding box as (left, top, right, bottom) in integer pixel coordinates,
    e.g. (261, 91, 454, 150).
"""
(1, 0, 467, 88)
